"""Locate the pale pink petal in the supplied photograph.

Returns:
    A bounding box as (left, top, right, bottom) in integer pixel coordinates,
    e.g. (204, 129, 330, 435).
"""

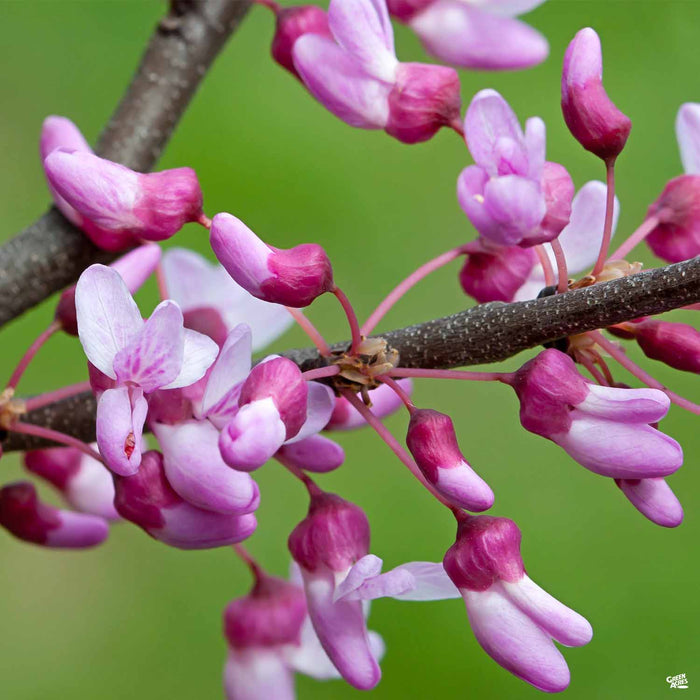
(113, 300, 184, 392)
(224, 649, 295, 700)
(502, 576, 593, 646)
(578, 385, 670, 423)
(284, 382, 335, 444)
(285, 616, 342, 680)
(293, 35, 392, 128)
(68, 450, 120, 520)
(45, 510, 110, 548)
(164, 327, 218, 390)
(111, 243, 162, 294)
(333, 554, 385, 601)
(328, 0, 398, 81)
(524, 117, 546, 180)
(389, 561, 461, 601)
(75, 264, 143, 377)
(470, 0, 547, 16)
(616, 477, 684, 528)
(154, 420, 260, 515)
(676, 103, 700, 175)
(276, 435, 345, 473)
(157, 506, 257, 549)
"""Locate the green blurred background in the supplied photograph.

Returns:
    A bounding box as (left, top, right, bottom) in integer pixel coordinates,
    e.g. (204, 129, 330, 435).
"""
(1, 1, 698, 698)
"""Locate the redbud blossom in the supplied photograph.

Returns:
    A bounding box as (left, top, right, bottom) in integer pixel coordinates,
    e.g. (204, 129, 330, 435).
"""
(271, 5, 332, 78)
(443, 515, 592, 692)
(406, 409, 494, 511)
(0, 481, 109, 549)
(388, 0, 549, 71)
(561, 28, 631, 161)
(44, 149, 203, 251)
(288, 492, 381, 690)
(210, 213, 334, 308)
(276, 435, 346, 473)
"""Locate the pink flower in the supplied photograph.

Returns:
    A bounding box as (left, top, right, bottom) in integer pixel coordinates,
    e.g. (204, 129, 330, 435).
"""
(113, 451, 256, 549)
(458, 90, 573, 247)
(42, 120, 203, 251)
(0, 481, 109, 549)
(405, 408, 494, 511)
(75, 264, 218, 475)
(443, 515, 593, 692)
(615, 477, 683, 528)
(24, 445, 120, 521)
(509, 349, 683, 479)
(292, 0, 461, 143)
(676, 102, 700, 175)
(210, 213, 334, 308)
(561, 28, 631, 161)
(276, 435, 346, 473)
(389, 0, 549, 71)
(288, 491, 382, 690)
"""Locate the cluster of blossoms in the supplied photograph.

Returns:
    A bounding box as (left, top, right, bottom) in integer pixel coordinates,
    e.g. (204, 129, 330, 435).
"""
(2, 1, 699, 696)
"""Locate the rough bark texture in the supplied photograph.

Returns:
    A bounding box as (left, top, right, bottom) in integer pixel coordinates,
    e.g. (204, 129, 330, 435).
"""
(4, 257, 699, 451)
(0, 0, 251, 327)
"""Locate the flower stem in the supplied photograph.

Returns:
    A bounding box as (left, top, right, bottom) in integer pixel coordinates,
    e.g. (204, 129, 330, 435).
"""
(24, 380, 93, 412)
(253, 0, 280, 12)
(301, 366, 340, 382)
(10, 422, 104, 462)
(285, 307, 331, 356)
(341, 389, 455, 510)
(362, 245, 467, 336)
(378, 376, 416, 412)
(591, 331, 700, 414)
(232, 543, 263, 579)
(197, 213, 213, 229)
(550, 239, 569, 294)
(6, 321, 60, 390)
(591, 158, 617, 277)
(608, 214, 662, 262)
(279, 459, 322, 496)
(389, 367, 511, 383)
(155, 262, 169, 301)
(333, 286, 363, 355)
(534, 245, 555, 288)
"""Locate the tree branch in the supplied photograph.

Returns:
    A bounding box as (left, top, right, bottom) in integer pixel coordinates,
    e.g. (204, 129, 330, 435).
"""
(0, 0, 251, 328)
(4, 257, 699, 452)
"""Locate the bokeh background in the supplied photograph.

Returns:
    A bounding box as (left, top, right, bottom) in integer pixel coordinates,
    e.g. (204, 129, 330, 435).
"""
(1, 1, 699, 698)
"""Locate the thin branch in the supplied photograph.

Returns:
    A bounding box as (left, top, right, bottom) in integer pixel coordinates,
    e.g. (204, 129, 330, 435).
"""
(0, 0, 252, 327)
(3, 257, 699, 452)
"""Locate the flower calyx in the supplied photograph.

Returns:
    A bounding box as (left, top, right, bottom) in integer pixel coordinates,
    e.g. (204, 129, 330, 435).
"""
(330, 337, 399, 398)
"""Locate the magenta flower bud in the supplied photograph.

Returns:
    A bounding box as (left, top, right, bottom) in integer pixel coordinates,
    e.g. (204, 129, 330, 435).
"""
(406, 409, 494, 511)
(24, 446, 120, 520)
(219, 357, 309, 471)
(288, 491, 380, 690)
(210, 213, 334, 308)
(510, 349, 683, 479)
(271, 5, 332, 78)
(385, 62, 461, 144)
(615, 477, 683, 528)
(0, 481, 109, 549)
(459, 240, 536, 304)
(113, 451, 256, 549)
(276, 435, 345, 473)
(44, 150, 203, 251)
(629, 318, 700, 373)
(443, 515, 592, 692)
(646, 175, 700, 263)
(561, 28, 631, 161)
(55, 243, 162, 336)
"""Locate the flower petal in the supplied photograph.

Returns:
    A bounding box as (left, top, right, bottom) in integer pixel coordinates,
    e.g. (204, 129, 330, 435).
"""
(616, 477, 684, 528)
(676, 103, 700, 175)
(577, 385, 670, 423)
(75, 264, 143, 377)
(276, 435, 345, 473)
(224, 649, 295, 700)
(284, 382, 335, 444)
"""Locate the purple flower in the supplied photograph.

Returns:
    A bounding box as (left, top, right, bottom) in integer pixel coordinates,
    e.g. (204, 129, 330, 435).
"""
(325, 379, 413, 430)
(42, 124, 203, 251)
(24, 445, 120, 521)
(276, 435, 346, 473)
(0, 481, 109, 549)
(561, 28, 631, 161)
(210, 213, 334, 308)
(676, 102, 700, 175)
(458, 89, 573, 247)
(406, 408, 494, 511)
(509, 349, 683, 479)
(443, 515, 593, 692)
(615, 477, 683, 528)
(75, 264, 218, 475)
(388, 0, 549, 71)
(288, 491, 382, 690)
(292, 0, 462, 143)
(113, 451, 256, 549)
(162, 248, 293, 350)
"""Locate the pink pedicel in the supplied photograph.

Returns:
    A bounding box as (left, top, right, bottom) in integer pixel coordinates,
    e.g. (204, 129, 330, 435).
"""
(210, 213, 334, 308)
(406, 409, 494, 511)
(24, 446, 120, 521)
(561, 28, 631, 161)
(509, 349, 683, 479)
(443, 514, 592, 692)
(645, 175, 700, 262)
(288, 491, 381, 690)
(113, 451, 257, 549)
(271, 5, 333, 78)
(388, 0, 548, 71)
(43, 147, 203, 251)
(325, 379, 413, 430)
(0, 481, 109, 549)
